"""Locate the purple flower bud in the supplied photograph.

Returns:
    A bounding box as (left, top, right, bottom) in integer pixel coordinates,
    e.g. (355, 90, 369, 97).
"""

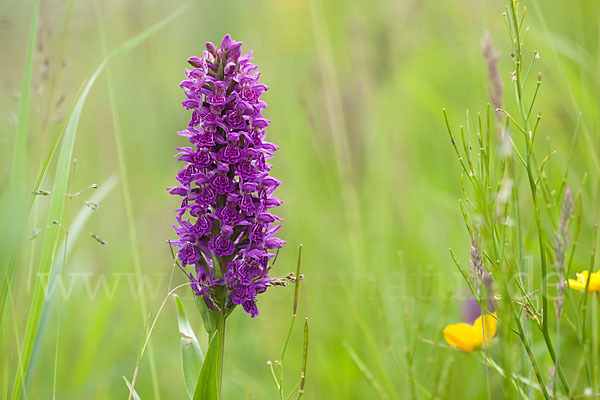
(182, 98, 199, 110)
(252, 117, 269, 129)
(187, 56, 204, 68)
(228, 42, 242, 62)
(265, 236, 286, 249)
(205, 41, 217, 55)
(168, 184, 190, 197)
(265, 196, 283, 209)
(220, 34, 233, 50)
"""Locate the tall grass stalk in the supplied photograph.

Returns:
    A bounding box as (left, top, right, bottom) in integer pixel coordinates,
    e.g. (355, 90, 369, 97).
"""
(530, 0, 600, 177)
(505, 1, 569, 392)
(339, 280, 399, 399)
(37, 0, 76, 152)
(268, 245, 309, 400)
(579, 222, 599, 393)
(9, 0, 39, 189)
(306, 0, 365, 270)
(398, 252, 418, 400)
(51, 238, 66, 400)
(4, 4, 40, 278)
(0, 0, 41, 329)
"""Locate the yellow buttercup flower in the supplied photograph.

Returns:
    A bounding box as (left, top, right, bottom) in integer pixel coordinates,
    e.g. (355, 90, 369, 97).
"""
(443, 313, 497, 353)
(568, 270, 600, 292)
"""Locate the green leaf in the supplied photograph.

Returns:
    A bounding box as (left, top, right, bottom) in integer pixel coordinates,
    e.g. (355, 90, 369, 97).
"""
(193, 332, 220, 400)
(123, 376, 142, 400)
(174, 295, 204, 399)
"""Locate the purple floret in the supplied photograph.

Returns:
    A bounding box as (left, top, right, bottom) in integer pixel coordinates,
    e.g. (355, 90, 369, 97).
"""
(169, 34, 284, 318)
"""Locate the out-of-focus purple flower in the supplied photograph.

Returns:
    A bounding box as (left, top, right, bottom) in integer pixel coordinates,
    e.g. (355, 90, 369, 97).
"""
(461, 298, 481, 325)
(461, 293, 496, 325)
(169, 34, 284, 318)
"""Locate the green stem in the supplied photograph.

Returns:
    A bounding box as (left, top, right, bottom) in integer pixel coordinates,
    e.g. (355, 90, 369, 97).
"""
(580, 223, 599, 392)
(508, 1, 570, 393)
(522, 37, 571, 400)
(505, 281, 551, 400)
(215, 314, 227, 399)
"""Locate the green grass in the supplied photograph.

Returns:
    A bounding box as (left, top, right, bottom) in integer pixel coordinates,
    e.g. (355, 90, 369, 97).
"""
(1, 0, 599, 398)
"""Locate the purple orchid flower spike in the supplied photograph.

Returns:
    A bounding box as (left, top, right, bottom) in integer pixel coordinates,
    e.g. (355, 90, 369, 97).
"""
(169, 34, 285, 319)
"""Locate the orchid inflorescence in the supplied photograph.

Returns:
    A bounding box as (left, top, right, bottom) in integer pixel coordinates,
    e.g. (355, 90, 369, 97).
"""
(169, 34, 285, 318)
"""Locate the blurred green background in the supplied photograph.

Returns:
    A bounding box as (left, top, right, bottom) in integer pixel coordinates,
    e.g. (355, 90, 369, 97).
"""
(1, 0, 599, 398)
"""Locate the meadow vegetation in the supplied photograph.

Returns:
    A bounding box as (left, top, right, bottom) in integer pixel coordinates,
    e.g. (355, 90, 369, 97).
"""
(1, 0, 599, 398)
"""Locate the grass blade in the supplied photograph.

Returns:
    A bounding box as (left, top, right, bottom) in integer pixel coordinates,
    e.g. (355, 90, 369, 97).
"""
(174, 295, 204, 399)
(0, 82, 84, 331)
(0, 0, 41, 331)
(123, 376, 143, 400)
(11, 0, 40, 188)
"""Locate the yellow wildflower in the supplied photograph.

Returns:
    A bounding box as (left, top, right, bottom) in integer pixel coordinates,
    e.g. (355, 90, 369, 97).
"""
(443, 313, 497, 353)
(568, 270, 600, 293)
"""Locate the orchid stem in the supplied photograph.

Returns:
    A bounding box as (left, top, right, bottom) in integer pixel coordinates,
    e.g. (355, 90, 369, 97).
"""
(215, 314, 226, 400)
